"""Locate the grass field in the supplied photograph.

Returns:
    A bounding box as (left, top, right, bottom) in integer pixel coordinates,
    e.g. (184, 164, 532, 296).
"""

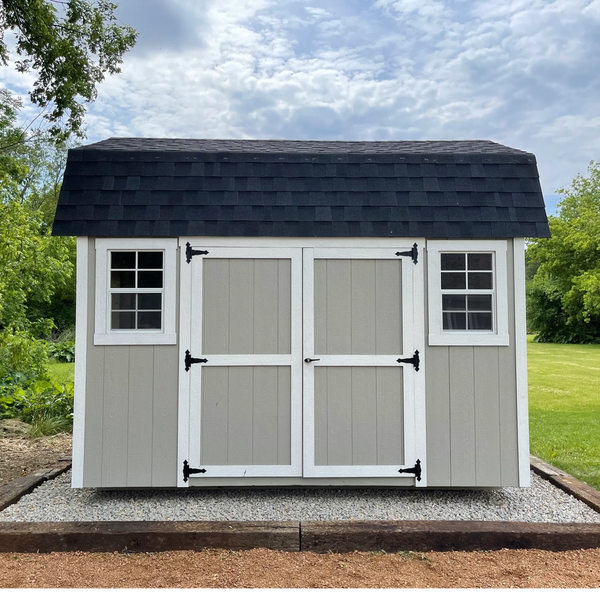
(528, 336, 600, 491)
(48, 362, 75, 385)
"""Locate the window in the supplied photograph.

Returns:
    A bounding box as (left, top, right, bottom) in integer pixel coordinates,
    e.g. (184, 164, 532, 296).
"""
(95, 239, 177, 345)
(427, 241, 509, 346)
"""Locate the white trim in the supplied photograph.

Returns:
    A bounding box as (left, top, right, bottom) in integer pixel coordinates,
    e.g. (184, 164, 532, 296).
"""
(514, 238, 531, 487)
(177, 241, 192, 487)
(72, 237, 88, 488)
(427, 240, 510, 346)
(185, 237, 419, 248)
(94, 238, 177, 345)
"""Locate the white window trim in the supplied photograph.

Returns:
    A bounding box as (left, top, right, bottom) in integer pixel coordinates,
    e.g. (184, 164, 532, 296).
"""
(94, 238, 178, 345)
(427, 240, 509, 346)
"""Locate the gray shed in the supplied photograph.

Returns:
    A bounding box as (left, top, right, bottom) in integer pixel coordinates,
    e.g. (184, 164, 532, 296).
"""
(53, 138, 550, 489)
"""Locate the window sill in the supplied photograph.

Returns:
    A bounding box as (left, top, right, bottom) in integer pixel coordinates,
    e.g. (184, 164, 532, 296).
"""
(428, 333, 509, 347)
(94, 333, 177, 346)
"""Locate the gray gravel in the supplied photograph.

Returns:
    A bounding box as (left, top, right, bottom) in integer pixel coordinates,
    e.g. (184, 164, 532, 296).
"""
(1, 471, 600, 522)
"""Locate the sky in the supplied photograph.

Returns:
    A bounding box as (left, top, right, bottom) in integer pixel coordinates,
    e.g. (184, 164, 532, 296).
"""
(4, 0, 600, 215)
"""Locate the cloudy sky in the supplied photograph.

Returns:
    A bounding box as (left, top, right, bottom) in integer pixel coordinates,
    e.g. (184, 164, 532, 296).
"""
(5, 0, 600, 214)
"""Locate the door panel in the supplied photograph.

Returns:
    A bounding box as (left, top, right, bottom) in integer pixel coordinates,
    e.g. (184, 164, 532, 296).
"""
(314, 366, 404, 467)
(185, 247, 302, 479)
(304, 247, 419, 478)
(202, 258, 291, 354)
(201, 366, 292, 466)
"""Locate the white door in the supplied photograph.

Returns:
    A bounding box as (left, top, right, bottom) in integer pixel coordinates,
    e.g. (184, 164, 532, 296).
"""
(302, 248, 425, 482)
(179, 247, 303, 483)
(179, 243, 425, 486)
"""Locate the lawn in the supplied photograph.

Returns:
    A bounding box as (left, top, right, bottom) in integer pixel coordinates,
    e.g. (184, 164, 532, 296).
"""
(48, 362, 75, 385)
(528, 336, 600, 491)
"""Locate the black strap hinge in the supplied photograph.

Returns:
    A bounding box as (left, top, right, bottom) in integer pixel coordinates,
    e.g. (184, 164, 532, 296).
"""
(183, 460, 206, 482)
(396, 243, 418, 264)
(399, 459, 422, 482)
(397, 350, 420, 371)
(185, 349, 208, 371)
(186, 242, 209, 263)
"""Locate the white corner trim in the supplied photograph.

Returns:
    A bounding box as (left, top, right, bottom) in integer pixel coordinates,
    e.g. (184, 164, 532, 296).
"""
(72, 237, 88, 488)
(514, 238, 531, 487)
(94, 238, 178, 346)
(427, 240, 509, 347)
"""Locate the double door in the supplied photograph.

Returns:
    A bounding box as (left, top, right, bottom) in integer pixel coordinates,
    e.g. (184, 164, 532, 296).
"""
(178, 244, 425, 485)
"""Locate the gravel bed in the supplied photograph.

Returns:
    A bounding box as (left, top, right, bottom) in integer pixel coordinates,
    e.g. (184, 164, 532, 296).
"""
(1, 471, 600, 523)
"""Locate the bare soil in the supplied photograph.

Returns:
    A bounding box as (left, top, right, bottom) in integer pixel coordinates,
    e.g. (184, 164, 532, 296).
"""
(1, 419, 600, 589)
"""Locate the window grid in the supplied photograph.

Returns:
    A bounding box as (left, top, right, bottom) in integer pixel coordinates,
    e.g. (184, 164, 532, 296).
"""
(441, 252, 495, 332)
(109, 251, 164, 331)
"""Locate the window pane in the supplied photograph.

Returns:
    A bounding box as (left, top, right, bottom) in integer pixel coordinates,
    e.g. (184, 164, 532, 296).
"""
(111, 252, 135, 269)
(468, 253, 492, 271)
(441, 272, 466, 289)
(111, 311, 135, 329)
(443, 312, 466, 330)
(111, 271, 136, 288)
(137, 311, 161, 329)
(138, 271, 163, 288)
(441, 254, 465, 271)
(138, 251, 163, 269)
(468, 313, 493, 330)
(442, 294, 466, 310)
(111, 293, 136, 310)
(468, 272, 493, 289)
(467, 295, 492, 311)
(138, 293, 162, 310)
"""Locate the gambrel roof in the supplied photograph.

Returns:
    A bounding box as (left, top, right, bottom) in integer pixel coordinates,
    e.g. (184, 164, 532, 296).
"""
(52, 138, 550, 238)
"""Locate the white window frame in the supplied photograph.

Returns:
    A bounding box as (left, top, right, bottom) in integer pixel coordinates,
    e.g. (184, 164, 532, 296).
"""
(427, 240, 509, 346)
(94, 238, 177, 345)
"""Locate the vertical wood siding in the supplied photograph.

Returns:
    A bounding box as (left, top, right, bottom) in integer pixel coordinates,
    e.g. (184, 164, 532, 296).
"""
(314, 259, 402, 355)
(83, 241, 179, 487)
(425, 241, 519, 487)
(200, 366, 292, 465)
(202, 258, 291, 354)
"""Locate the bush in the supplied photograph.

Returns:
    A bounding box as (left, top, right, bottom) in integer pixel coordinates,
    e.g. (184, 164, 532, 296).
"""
(0, 377, 74, 433)
(48, 340, 75, 363)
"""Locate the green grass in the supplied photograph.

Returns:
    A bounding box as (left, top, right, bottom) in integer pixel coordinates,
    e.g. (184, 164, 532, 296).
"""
(48, 362, 75, 385)
(528, 336, 600, 491)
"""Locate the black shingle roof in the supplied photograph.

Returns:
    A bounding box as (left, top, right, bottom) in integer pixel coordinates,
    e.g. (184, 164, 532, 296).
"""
(52, 138, 550, 238)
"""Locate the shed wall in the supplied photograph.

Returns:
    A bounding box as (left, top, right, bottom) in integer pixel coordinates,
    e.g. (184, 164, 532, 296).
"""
(81, 237, 521, 488)
(425, 239, 519, 487)
(83, 238, 179, 487)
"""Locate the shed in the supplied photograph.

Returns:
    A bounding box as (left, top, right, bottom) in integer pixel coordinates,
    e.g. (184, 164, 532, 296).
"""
(53, 138, 550, 489)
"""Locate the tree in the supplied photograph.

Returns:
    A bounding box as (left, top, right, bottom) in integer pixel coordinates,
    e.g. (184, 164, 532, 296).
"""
(0, 0, 137, 144)
(527, 161, 600, 343)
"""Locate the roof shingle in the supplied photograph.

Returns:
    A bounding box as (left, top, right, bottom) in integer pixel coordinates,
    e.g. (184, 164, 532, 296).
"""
(52, 138, 550, 238)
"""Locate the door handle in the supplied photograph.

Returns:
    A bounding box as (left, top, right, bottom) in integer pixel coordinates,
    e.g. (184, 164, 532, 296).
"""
(304, 358, 321, 363)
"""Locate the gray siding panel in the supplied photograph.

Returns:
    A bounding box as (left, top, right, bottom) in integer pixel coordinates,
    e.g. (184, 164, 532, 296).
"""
(315, 367, 404, 467)
(200, 366, 292, 466)
(449, 347, 476, 486)
(84, 240, 180, 488)
(315, 259, 402, 355)
(202, 258, 291, 354)
(127, 346, 154, 487)
(102, 346, 129, 487)
(424, 346, 451, 486)
(152, 345, 178, 486)
(425, 240, 519, 487)
(474, 347, 501, 486)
